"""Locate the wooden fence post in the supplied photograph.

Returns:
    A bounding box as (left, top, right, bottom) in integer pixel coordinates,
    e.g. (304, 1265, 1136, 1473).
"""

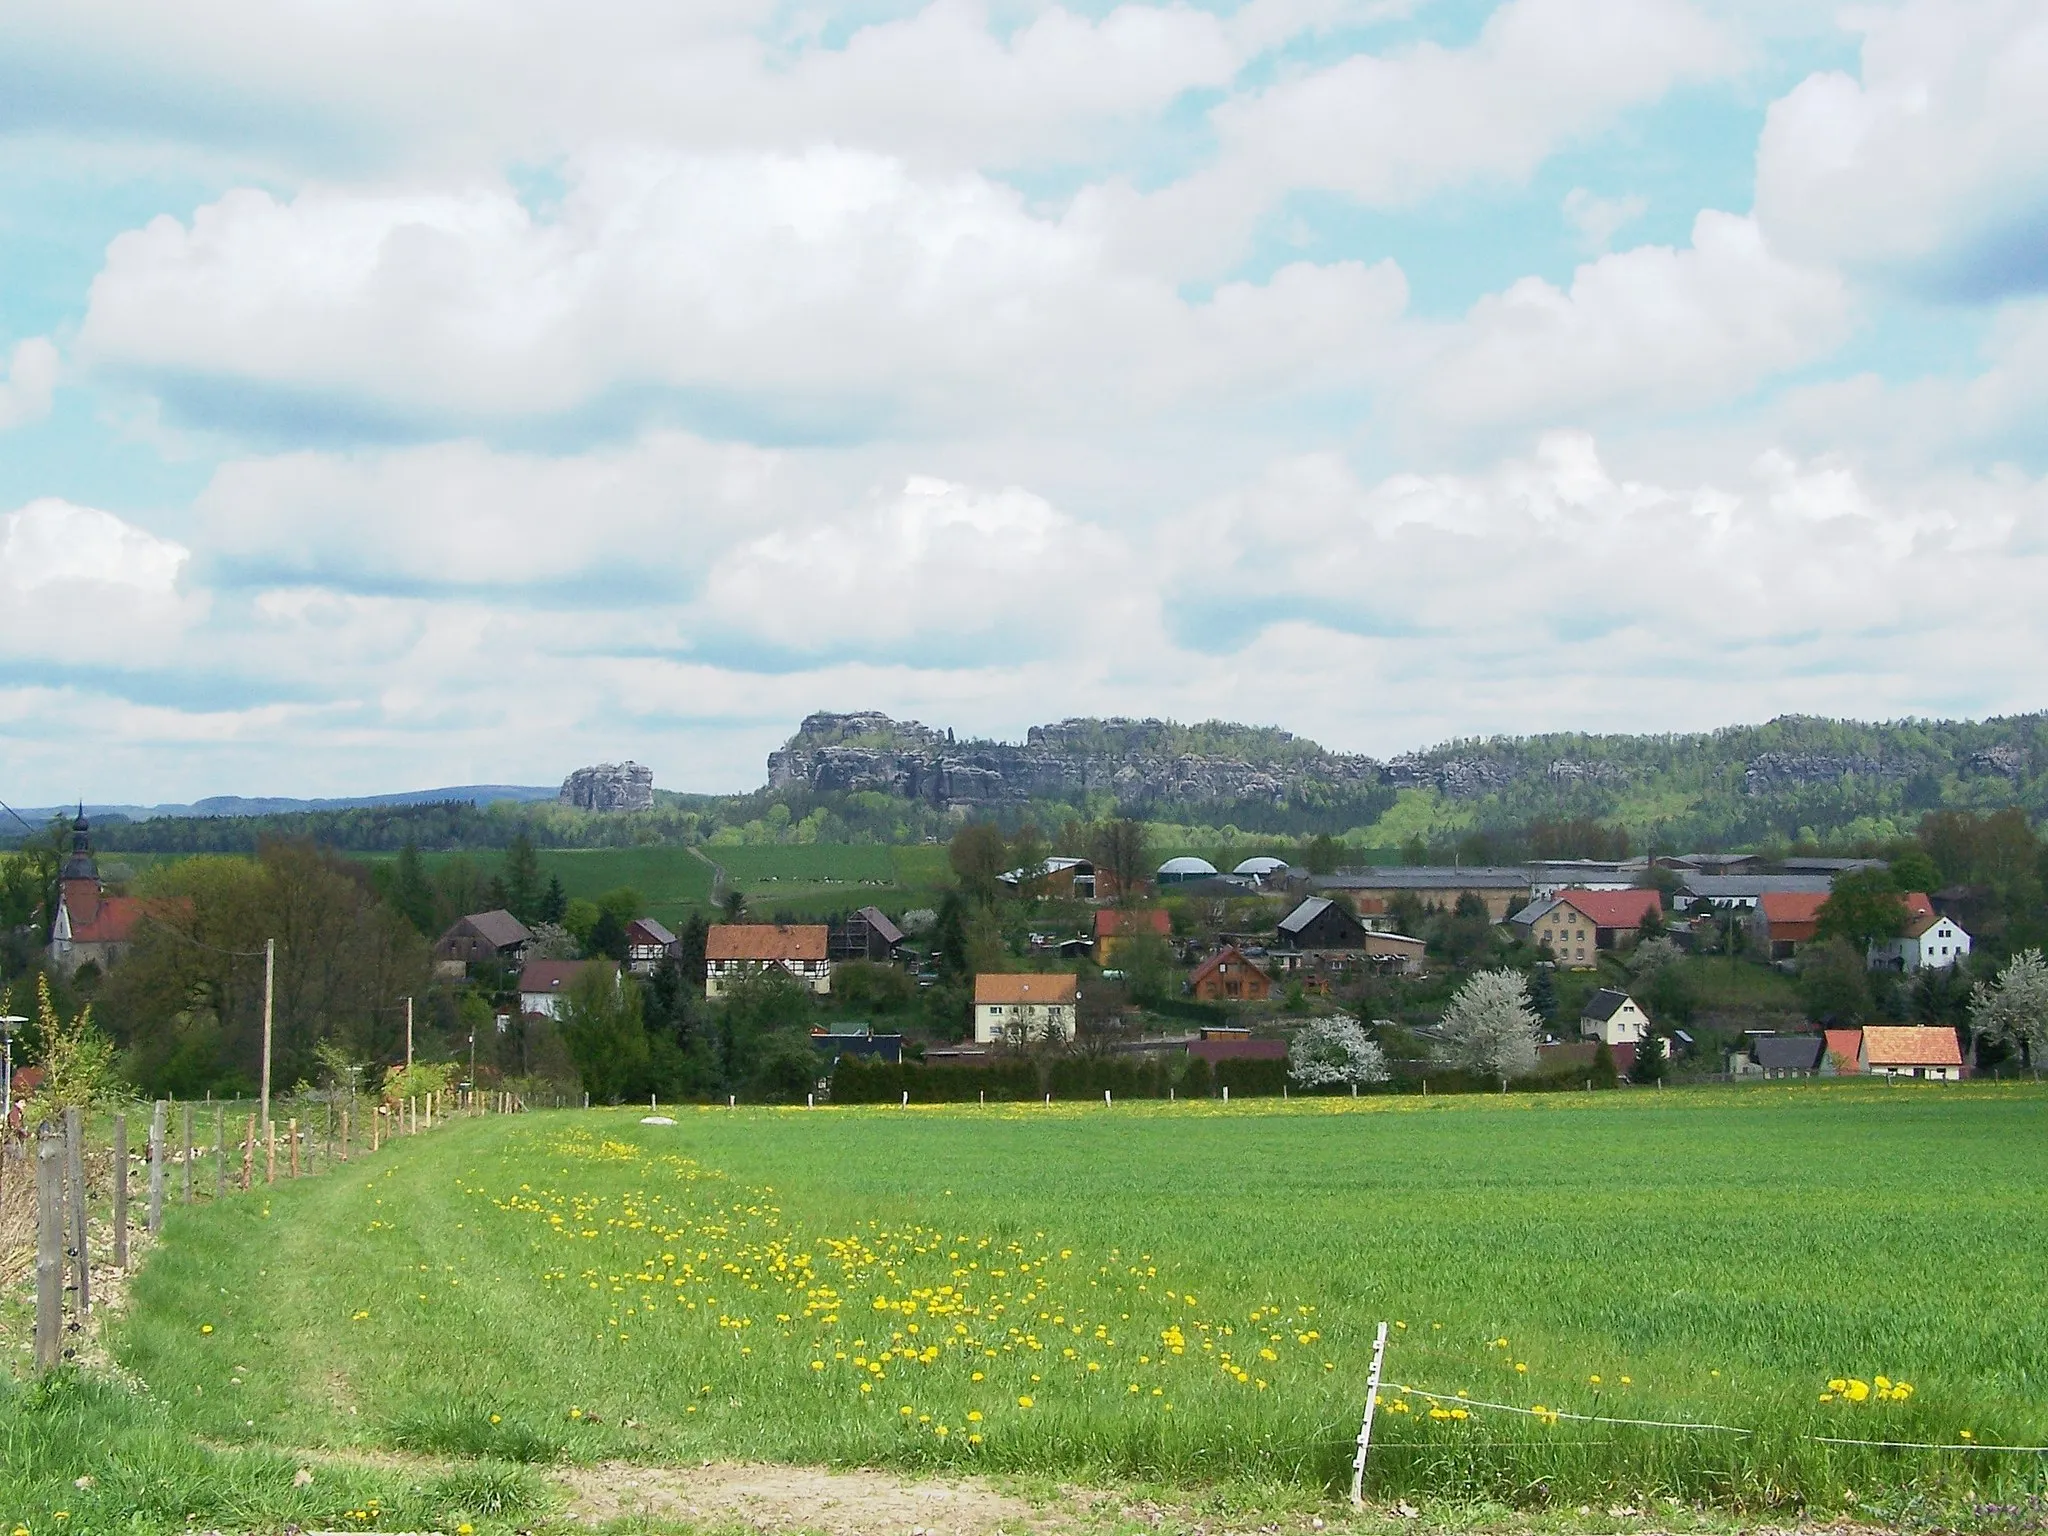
(147, 1100, 166, 1235)
(289, 1118, 300, 1178)
(371, 1107, 381, 1153)
(112, 1113, 129, 1269)
(181, 1102, 194, 1205)
(425, 1091, 433, 1129)
(265, 1121, 277, 1185)
(215, 1107, 226, 1198)
(242, 1114, 255, 1191)
(35, 1129, 64, 1371)
(65, 1106, 90, 1318)
(340, 1108, 350, 1161)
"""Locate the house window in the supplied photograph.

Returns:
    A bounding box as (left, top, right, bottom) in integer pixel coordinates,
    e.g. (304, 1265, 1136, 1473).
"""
(989, 1005, 1004, 1015)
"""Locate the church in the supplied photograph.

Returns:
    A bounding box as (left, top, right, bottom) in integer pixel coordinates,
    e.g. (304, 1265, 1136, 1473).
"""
(47, 811, 160, 977)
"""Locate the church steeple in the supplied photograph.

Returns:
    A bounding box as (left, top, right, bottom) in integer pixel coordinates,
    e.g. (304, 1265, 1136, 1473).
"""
(61, 803, 98, 883)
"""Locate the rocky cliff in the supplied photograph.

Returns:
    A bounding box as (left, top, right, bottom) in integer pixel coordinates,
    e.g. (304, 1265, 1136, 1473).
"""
(559, 761, 656, 812)
(767, 712, 1625, 809)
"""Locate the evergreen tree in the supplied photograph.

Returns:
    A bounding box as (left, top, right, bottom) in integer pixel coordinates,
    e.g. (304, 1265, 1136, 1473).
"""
(504, 831, 543, 923)
(588, 907, 629, 962)
(932, 891, 970, 980)
(391, 839, 436, 936)
(537, 873, 568, 924)
(677, 913, 710, 993)
(1528, 964, 1558, 1026)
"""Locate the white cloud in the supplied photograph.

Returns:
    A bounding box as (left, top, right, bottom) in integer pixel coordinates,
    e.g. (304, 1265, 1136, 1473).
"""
(1210, 0, 1733, 207)
(1755, 0, 2048, 297)
(1410, 212, 1849, 431)
(194, 432, 783, 587)
(80, 149, 1408, 429)
(0, 498, 203, 665)
(0, 338, 58, 429)
(700, 474, 1146, 654)
(1, 497, 187, 592)
(1561, 188, 1646, 252)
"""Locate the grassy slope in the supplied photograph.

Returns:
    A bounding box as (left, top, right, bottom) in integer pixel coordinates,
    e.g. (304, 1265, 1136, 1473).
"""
(107, 1086, 2048, 1513)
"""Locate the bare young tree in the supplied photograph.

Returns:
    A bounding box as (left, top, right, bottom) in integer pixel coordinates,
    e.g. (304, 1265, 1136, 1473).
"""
(1435, 968, 1542, 1080)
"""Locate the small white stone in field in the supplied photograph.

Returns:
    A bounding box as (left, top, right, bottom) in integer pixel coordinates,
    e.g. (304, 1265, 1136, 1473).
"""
(640, 1116, 676, 1126)
(1312, 1519, 1325, 1530)
(74, 1476, 93, 1490)
(292, 1469, 314, 1488)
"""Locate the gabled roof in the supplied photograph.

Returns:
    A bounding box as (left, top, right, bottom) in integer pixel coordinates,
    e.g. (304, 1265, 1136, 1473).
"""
(1752, 1034, 1826, 1072)
(457, 909, 532, 950)
(517, 959, 616, 995)
(627, 916, 677, 946)
(975, 973, 1077, 1006)
(1094, 908, 1171, 939)
(854, 906, 905, 946)
(1758, 891, 1829, 926)
(1862, 1025, 1963, 1067)
(1580, 987, 1639, 1023)
(706, 923, 829, 961)
(1823, 1028, 1861, 1066)
(1189, 946, 1268, 987)
(1279, 896, 1364, 935)
(63, 891, 177, 946)
(1550, 888, 1663, 929)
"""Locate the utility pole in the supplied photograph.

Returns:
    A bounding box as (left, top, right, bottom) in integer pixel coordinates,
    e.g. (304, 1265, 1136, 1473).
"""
(405, 996, 414, 1070)
(260, 938, 275, 1132)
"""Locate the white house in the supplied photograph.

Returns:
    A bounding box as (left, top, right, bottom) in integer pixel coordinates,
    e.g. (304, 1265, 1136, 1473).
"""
(1578, 987, 1650, 1046)
(1868, 896, 1971, 973)
(517, 959, 618, 1019)
(973, 973, 1078, 1044)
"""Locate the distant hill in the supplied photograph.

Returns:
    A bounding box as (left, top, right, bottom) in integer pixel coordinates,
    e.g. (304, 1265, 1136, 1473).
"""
(10, 785, 559, 824)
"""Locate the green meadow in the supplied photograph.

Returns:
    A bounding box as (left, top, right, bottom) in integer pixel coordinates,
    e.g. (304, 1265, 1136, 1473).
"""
(5, 1081, 2032, 1532)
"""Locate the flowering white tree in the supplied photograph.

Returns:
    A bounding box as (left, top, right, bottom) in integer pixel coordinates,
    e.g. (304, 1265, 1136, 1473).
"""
(1436, 968, 1542, 1080)
(1972, 949, 2048, 1063)
(1289, 1017, 1390, 1089)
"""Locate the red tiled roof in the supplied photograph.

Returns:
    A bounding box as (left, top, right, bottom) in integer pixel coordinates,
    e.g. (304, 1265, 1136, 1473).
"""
(974, 973, 1077, 1006)
(1095, 908, 1171, 939)
(1823, 1028, 1861, 1067)
(61, 882, 189, 945)
(1552, 888, 1663, 930)
(706, 924, 828, 962)
(1758, 891, 1829, 934)
(1862, 1026, 1963, 1068)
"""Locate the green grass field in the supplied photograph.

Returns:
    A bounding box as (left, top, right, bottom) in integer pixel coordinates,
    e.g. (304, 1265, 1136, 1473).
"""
(21, 1082, 2032, 1532)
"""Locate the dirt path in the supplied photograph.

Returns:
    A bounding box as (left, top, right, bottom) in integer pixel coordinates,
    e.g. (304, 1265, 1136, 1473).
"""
(687, 845, 728, 908)
(553, 1461, 1051, 1534)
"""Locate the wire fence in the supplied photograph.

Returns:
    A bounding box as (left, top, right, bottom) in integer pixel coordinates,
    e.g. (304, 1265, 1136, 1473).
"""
(3, 1084, 526, 1372)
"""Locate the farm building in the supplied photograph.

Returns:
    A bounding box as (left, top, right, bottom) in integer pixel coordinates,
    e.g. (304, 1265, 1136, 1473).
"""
(434, 909, 532, 976)
(1312, 866, 1532, 920)
(1232, 855, 1293, 884)
(1867, 896, 1971, 973)
(705, 923, 832, 998)
(1513, 888, 1663, 969)
(1186, 1028, 1288, 1067)
(974, 973, 1078, 1044)
(1000, 857, 1095, 899)
(517, 959, 619, 1020)
(1578, 988, 1650, 1047)
(1746, 1034, 1827, 1077)
(1157, 856, 1220, 887)
(1859, 1026, 1966, 1080)
(624, 917, 677, 974)
(1823, 1028, 1862, 1072)
(1276, 896, 1368, 950)
(1752, 891, 1830, 958)
(1526, 860, 1645, 899)
(1189, 946, 1273, 1002)
(1673, 873, 1833, 912)
(1094, 907, 1172, 963)
(829, 906, 908, 964)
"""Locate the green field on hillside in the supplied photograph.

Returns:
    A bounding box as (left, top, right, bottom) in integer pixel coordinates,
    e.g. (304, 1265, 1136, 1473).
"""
(716, 842, 953, 917)
(41, 1083, 2043, 1530)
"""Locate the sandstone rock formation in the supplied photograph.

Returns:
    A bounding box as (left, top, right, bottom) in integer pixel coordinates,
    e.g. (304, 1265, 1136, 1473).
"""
(559, 761, 655, 812)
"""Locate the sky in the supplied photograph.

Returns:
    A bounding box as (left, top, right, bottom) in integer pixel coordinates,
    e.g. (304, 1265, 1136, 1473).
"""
(2, 0, 2047, 804)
